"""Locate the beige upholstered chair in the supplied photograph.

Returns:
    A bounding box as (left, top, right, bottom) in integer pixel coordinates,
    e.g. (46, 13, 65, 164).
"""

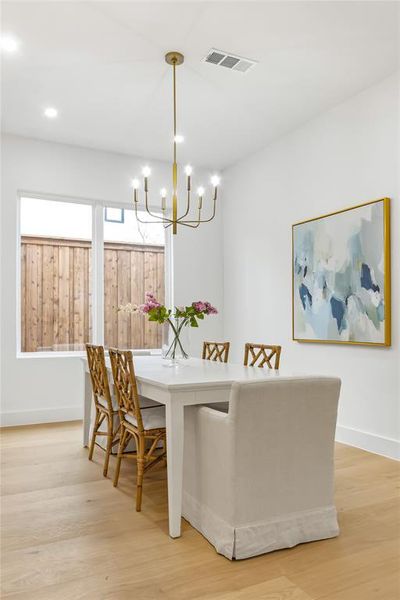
(244, 343, 281, 369)
(183, 376, 341, 559)
(109, 348, 167, 512)
(86, 344, 120, 477)
(203, 341, 230, 363)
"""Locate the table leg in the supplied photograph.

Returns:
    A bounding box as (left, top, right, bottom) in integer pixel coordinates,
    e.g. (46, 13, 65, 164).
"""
(83, 371, 92, 447)
(165, 399, 184, 538)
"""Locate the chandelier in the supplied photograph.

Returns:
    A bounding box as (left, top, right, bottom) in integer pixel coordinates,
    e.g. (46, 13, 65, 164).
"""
(131, 51, 220, 235)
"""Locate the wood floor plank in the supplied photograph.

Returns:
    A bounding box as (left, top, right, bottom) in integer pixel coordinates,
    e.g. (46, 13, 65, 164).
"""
(195, 577, 313, 600)
(1, 422, 399, 599)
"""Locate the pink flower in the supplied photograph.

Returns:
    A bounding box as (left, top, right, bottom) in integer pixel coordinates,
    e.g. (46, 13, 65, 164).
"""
(193, 301, 207, 312)
(192, 300, 218, 315)
(139, 292, 161, 314)
(204, 301, 218, 315)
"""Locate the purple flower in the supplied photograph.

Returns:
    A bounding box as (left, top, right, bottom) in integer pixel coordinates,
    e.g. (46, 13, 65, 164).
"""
(192, 300, 218, 315)
(139, 303, 150, 313)
(193, 301, 207, 313)
(137, 292, 161, 314)
(204, 301, 218, 315)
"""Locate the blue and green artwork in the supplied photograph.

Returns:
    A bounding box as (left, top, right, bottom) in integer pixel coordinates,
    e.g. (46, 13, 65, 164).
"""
(293, 199, 390, 345)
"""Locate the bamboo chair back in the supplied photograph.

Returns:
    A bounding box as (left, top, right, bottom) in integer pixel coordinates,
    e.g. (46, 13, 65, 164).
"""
(108, 348, 144, 432)
(202, 341, 230, 363)
(244, 343, 282, 369)
(86, 344, 113, 412)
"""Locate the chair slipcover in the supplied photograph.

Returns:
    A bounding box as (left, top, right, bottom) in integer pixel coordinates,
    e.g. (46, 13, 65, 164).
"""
(183, 376, 341, 560)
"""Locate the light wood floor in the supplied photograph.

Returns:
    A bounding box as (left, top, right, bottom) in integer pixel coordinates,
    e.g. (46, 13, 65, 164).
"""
(1, 422, 399, 599)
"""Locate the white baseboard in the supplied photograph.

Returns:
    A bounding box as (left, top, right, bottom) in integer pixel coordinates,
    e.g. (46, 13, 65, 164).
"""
(0, 406, 82, 427)
(336, 425, 400, 461)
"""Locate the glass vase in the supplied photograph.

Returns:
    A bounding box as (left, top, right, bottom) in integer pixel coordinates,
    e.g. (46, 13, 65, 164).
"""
(162, 318, 189, 365)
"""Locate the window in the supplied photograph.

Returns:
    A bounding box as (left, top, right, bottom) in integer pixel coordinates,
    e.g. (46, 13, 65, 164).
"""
(20, 197, 92, 352)
(104, 208, 165, 349)
(19, 196, 167, 354)
(105, 207, 124, 223)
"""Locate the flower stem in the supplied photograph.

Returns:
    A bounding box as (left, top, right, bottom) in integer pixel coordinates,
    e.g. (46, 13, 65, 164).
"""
(165, 318, 189, 359)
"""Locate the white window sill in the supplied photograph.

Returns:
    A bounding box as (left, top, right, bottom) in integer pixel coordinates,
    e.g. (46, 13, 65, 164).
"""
(17, 349, 162, 359)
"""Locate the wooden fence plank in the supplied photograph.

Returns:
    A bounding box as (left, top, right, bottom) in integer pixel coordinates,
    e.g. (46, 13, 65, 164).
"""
(68, 247, 75, 346)
(117, 250, 132, 349)
(144, 252, 160, 349)
(58, 246, 70, 348)
(25, 244, 39, 352)
(21, 244, 26, 352)
(104, 249, 118, 348)
(42, 245, 54, 350)
(73, 247, 85, 345)
(130, 249, 144, 349)
(53, 246, 60, 347)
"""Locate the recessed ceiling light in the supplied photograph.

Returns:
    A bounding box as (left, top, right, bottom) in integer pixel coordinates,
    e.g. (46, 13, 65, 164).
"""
(0, 34, 20, 54)
(44, 107, 58, 119)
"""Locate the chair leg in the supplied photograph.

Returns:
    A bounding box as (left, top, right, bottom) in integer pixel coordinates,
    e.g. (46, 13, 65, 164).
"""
(113, 427, 128, 488)
(103, 413, 113, 478)
(88, 408, 100, 461)
(136, 436, 145, 512)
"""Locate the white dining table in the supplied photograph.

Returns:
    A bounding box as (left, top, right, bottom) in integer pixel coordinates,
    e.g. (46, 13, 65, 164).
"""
(81, 355, 291, 538)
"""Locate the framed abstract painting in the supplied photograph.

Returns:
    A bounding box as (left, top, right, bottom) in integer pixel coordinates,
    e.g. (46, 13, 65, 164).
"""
(292, 198, 391, 346)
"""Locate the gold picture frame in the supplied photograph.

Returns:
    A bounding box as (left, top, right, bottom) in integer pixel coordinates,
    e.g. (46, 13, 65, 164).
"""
(292, 198, 391, 346)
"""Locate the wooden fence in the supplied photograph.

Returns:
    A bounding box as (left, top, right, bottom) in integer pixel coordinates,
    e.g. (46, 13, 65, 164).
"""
(21, 235, 164, 352)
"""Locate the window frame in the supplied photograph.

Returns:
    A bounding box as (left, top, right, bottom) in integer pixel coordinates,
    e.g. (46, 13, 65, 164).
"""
(16, 191, 172, 358)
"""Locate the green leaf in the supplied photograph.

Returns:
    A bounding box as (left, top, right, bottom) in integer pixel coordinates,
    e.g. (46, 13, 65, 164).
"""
(190, 316, 199, 327)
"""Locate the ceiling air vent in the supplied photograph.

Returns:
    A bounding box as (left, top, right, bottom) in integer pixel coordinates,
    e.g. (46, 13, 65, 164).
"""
(203, 48, 257, 73)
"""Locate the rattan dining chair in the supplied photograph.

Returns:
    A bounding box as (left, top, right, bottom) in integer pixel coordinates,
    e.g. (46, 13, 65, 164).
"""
(244, 343, 282, 369)
(109, 348, 167, 512)
(86, 344, 120, 477)
(202, 341, 230, 363)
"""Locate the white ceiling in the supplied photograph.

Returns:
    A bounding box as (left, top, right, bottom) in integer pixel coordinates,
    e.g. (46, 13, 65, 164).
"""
(1, 1, 399, 169)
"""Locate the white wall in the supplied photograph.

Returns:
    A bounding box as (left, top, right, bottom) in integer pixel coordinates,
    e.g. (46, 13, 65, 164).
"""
(0, 135, 223, 425)
(222, 74, 399, 459)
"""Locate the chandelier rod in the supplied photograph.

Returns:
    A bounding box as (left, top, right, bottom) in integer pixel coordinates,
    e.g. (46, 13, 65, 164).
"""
(171, 57, 178, 233)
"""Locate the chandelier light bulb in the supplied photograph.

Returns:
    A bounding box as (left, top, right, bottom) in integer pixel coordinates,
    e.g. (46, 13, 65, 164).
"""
(0, 34, 20, 53)
(197, 186, 205, 197)
(160, 188, 167, 198)
(174, 134, 184, 143)
(211, 175, 220, 187)
(184, 165, 193, 176)
(142, 166, 151, 178)
(132, 178, 140, 189)
(44, 107, 58, 119)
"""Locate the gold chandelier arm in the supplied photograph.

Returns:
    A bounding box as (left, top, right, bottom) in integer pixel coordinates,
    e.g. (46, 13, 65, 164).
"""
(177, 220, 201, 229)
(177, 194, 217, 224)
(133, 199, 173, 225)
(144, 191, 169, 221)
(177, 190, 191, 220)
